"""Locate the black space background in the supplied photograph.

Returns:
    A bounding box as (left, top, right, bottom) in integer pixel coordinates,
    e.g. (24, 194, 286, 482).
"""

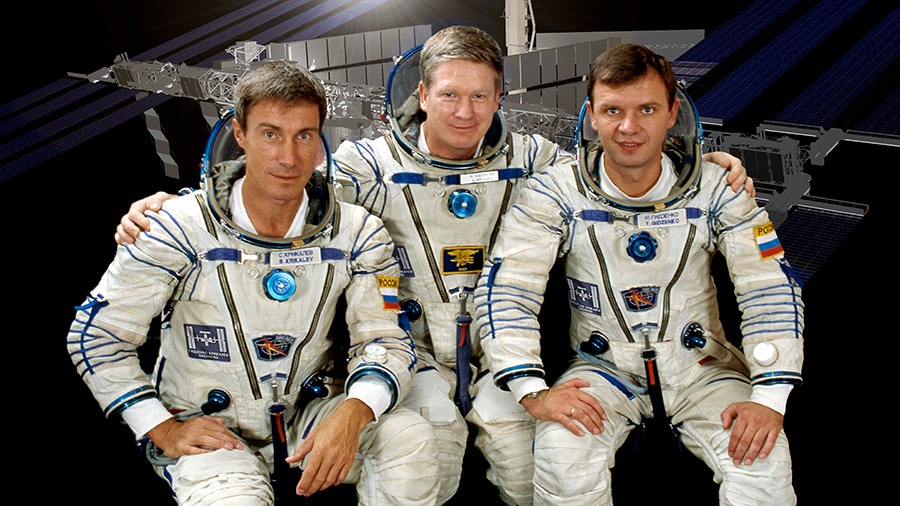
(2, 1, 890, 504)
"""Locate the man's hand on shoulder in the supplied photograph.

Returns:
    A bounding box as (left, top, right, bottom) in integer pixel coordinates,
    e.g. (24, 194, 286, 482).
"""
(146, 416, 244, 459)
(702, 151, 756, 197)
(519, 379, 607, 437)
(721, 401, 784, 466)
(115, 191, 177, 245)
(287, 397, 374, 497)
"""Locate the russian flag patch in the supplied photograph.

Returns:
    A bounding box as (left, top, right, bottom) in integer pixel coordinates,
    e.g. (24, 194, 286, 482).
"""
(377, 276, 400, 310)
(754, 222, 783, 259)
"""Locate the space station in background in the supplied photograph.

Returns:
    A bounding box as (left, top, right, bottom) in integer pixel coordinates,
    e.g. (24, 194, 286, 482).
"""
(53, 3, 900, 284)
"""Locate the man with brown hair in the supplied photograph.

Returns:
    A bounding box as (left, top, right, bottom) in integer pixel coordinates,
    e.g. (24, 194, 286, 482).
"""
(70, 61, 439, 505)
(476, 44, 801, 504)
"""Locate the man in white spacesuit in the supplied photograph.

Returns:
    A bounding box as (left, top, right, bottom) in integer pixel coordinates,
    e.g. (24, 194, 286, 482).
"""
(474, 43, 802, 505)
(114, 28, 753, 505)
(69, 61, 439, 505)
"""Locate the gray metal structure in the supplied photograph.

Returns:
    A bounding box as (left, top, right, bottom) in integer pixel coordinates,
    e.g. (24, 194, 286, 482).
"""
(67, 22, 879, 284)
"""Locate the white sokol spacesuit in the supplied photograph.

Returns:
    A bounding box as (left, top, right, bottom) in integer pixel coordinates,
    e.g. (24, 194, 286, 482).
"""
(475, 86, 803, 505)
(68, 131, 439, 506)
(328, 46, 573, 505)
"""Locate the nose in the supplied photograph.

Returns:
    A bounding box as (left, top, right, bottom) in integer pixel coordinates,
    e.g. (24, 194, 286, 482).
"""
(619, 112, 639, 135)
(276, 141, 301, 168)
(455, 98, 475, 119)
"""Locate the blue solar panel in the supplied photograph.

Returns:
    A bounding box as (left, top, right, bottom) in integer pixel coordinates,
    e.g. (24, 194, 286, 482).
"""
(676, 0, 803, 64)
(696, 0, 869, 122)
(774, 5, 900, 128)
(770, 204, 866, 284)
(856, 78, 900, 136)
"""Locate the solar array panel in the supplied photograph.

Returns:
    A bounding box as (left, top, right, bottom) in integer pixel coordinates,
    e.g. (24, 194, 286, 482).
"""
(773, 5, 900, 130)
(676, 0, 803, 64)
(857, 81, 900, 136)
(695, 0, 868, 122)
(764, 200, 867, 285)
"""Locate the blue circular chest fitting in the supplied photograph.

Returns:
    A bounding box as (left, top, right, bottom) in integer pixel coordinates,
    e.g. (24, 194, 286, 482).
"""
(400, 299, 423, 322)
(448, 189, 477, 219)
(681, 322, 707, 349)
(263, 269, 296, 301)
(627, 231, 658, 263)
(579, 331, 610, 356)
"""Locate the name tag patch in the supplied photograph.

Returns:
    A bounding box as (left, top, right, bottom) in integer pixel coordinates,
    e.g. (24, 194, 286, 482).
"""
(754, 222, 784, 259)
(377, 276, 401, 310)
(392, 246, 415, 277)
(252, 335, 296, 361)
(185, 324, 230, 362)
(441, 246, 485, 275)
(270, 247, 322, 267)
(621, 286, 660, 312)
(637, 209, 688, 228)
(460, 171, 500, 185)
(566, 277, 602, 315)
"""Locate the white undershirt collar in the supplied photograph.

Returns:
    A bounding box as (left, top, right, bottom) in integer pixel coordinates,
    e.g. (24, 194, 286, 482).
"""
(599, 153, 677, 203)
(229, 176, 309, 238)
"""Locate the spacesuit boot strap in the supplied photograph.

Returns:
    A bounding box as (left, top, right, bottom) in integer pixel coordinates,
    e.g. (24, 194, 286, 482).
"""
(269, 383, 303, 502)
(454, 312, 473, 416)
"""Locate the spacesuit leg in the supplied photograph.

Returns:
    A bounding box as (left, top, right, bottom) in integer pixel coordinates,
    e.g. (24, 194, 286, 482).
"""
(532, 363, 642, 506)
(400, 363, 468, 504)
(671, 371, 796, 506)
(295, 395, 440, 505)
(157, 443, 274, 506)
(469, 371, 536, 505)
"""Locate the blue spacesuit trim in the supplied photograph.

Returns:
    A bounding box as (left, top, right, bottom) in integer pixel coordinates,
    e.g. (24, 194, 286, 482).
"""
(302, 412, 320, 439)
(717, 208, 767, 234)
(751, 371, 802, 386)
(347, 366, 401, 411)
(334, 159, 361, 202)
(155, 357, 166, 391)
(483, 260, 503, 341)
(779, 258, 804, 287)
(531, 176, 573, 216)
(737, 283, 798, 298)
(66, 294, 137, 376)
(710, 175, 745, 213)
(587, 370, 636, 400)
(741, 316, 804, 330)
(494, 364, 545, 390)
(144, 213, 197, 261)
(527, 135, 539, 170)
(704, 376, 750, 387)
(579, 210, 614, 223)
(473, 287, 543, 305)
(350, 221, 391, 261)
(103, 385, 157, 417)
(157, 209, 198, 255)
(353, 141, 387, 217)
(123, 245, 181, 279)
(70, 343, 137, 376)
(353, 259, 400, 276)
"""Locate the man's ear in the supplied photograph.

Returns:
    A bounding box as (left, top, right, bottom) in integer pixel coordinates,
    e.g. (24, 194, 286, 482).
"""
(586, 100, 598, 131)
(418, 81, 428, 113)
(233, 117, 246, 149)
(667, 97, 680, 129)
